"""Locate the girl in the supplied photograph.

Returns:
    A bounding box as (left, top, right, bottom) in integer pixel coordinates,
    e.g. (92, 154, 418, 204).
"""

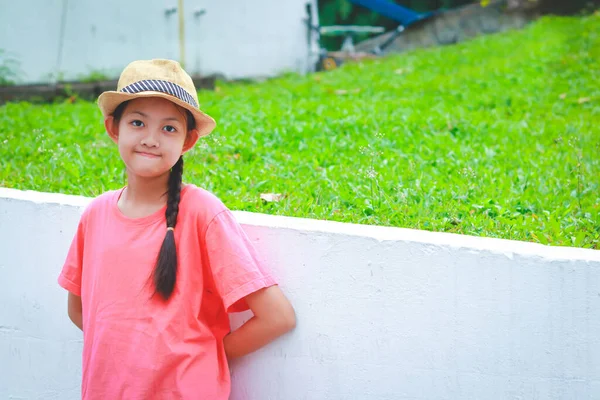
(58, 59, 296, 399)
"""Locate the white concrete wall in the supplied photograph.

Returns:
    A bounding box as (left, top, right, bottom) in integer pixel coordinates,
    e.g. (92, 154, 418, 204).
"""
(0, 0, 319, 83)
(1, 187, 600, 399)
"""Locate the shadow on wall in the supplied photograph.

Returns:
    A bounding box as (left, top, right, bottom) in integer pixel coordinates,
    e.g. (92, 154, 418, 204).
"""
(538, 0, 600, 14)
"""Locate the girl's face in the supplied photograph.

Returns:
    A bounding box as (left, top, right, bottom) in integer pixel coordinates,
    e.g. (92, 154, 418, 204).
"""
(105, 97, 198, 179)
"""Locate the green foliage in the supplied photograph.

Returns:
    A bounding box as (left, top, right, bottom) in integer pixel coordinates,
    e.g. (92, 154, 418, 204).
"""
(77, 70, 111, 83)
(1, 15, 599, 249)
(0, 49, 22, 86)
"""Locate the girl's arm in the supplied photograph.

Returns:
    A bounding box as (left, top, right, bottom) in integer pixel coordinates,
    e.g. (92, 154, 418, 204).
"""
(223, 285, 295, 359)
(67, 292, 83, 331)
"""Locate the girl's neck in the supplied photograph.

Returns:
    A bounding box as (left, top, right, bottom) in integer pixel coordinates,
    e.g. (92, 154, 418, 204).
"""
(124, 171, 170, 206)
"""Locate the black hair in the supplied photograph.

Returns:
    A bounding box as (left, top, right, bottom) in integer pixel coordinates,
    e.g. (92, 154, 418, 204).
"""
(112, 100, 195, 300)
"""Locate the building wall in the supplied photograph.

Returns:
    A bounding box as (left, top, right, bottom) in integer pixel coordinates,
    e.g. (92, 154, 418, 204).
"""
(1, 187, 599, 399)
(0, 0, 319, 83)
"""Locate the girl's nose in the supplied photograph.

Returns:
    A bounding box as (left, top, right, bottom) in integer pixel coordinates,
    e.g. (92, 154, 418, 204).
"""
(140, 130, 160, 148)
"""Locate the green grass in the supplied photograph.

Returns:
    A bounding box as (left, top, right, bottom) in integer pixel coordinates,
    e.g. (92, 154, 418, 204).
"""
(1, 15, 599, 249)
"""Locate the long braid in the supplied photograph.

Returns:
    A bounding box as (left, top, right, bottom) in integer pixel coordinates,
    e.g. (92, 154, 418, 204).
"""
(153, 156, 184, 300)
(166, 156, 184, 229)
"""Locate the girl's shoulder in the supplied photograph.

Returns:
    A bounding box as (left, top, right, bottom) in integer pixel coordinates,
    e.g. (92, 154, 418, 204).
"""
(179, 183, 230, 225)
(80, 188, 121, 217)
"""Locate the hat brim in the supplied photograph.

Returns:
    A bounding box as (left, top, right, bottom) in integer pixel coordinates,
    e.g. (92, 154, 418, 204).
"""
(97, 90, 216, 137)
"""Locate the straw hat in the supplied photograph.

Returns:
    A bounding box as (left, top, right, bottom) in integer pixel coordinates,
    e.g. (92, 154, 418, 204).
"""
(98, 59, 216, 137)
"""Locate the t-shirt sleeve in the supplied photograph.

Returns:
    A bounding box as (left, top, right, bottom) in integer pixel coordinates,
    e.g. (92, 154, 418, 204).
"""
(58, 213, 87, 296)
(204, 209, 277, 313)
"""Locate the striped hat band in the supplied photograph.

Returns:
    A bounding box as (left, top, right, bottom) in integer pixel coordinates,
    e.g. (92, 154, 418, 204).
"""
(120, 79, 198, 108)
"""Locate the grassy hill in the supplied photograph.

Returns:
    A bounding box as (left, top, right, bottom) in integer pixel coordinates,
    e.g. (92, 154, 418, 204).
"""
(1, 14, 598, 248)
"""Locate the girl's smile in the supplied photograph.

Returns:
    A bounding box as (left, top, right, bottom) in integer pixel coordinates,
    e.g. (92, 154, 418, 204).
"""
(134, 150, 161, 159)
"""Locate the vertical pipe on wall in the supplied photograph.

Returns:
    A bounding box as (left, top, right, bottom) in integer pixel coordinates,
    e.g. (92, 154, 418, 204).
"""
(178, 0, 186, 68)
(54, 0, 69, 84)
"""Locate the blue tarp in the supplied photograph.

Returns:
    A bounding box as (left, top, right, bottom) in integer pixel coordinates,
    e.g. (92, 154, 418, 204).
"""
(348, 0, 435, 26)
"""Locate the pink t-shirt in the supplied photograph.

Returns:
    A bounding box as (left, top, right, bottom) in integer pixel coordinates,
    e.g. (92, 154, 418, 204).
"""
(58, 184, 277, 399)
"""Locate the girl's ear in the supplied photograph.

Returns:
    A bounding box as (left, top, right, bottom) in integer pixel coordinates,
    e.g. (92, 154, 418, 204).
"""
(105, 116, 119, 144)
(182, 129, 199, 154)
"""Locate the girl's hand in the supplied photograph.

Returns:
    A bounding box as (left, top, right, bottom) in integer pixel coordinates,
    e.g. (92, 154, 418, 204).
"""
(223, 285, 295, 359)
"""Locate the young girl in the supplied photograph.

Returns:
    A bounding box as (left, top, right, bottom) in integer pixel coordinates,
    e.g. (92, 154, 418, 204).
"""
(58, 59, 296, 399)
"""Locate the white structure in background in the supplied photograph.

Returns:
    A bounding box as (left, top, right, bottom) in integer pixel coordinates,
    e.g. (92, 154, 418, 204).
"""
(0, 0, 319, 83)
(2, 187, 600, 399)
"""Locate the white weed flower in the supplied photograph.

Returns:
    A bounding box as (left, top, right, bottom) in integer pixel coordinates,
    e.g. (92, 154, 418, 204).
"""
(366, 167, 378, 179)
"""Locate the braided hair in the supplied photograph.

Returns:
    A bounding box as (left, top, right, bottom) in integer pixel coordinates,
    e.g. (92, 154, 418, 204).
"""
(153, 156, 183, 299)
(113, 100, 196, 300)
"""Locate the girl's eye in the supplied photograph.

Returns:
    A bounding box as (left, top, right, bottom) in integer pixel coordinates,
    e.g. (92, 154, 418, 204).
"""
(163, 125, 177, 133)
(131, 120, 144, 127)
